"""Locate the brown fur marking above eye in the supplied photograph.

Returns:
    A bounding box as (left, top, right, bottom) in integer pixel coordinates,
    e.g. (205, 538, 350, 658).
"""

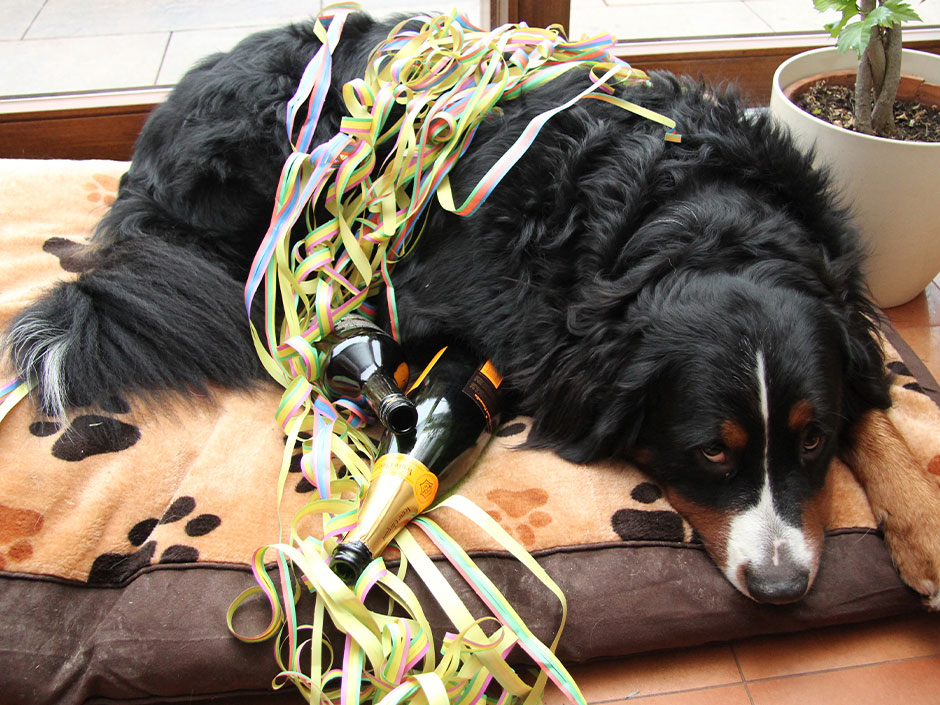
(720, 419, 748, 450)
(789, 400, 813, 431)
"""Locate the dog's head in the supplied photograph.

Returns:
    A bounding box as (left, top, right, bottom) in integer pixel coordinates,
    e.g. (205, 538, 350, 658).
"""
(535, 271, 887, 604)
(636, 275, 849, 604)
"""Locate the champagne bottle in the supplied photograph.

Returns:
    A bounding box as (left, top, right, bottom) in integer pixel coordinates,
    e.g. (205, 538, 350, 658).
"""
(323, 313, 417, 434)
(330, 345, 502, 585)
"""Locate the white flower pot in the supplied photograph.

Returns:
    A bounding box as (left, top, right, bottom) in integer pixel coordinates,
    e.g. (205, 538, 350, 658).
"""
(769, 47, 940, 308)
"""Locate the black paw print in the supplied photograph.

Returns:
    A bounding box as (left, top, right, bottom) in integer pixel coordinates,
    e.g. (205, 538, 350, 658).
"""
(87, 496, 221, 584)
(888, 360, 935, 396)
(495, 416, 527, 439)
(29, 396, 140, 462)
(291, 449, 315, 493)
(291, 446, 355, 493)
(611, 482, 687, 543)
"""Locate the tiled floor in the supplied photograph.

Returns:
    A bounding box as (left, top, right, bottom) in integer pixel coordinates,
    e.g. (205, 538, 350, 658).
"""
(570, 0, 940, 41)
(0, 0, 483, 97)
(2, 0, 939, 98)
(545, 278, 940, 704)
(547, 610, 940, 704)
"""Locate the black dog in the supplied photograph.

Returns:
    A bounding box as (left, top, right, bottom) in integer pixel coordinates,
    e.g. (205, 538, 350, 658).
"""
(4, 12, 897, 604)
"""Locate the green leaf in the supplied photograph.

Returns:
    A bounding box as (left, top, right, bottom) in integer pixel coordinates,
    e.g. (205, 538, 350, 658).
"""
(862, 6, 893, 29)
(866, 3, 920, 27)
(880, 0, 923, 23)
(835, 20, 870, 57)
(823, 7, 861, 37)
(865, 5, 893, 24)
(813, 0, 857, 12)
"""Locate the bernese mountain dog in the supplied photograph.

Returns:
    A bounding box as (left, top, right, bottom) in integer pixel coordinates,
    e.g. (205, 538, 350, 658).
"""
(6, 12, 939, 606)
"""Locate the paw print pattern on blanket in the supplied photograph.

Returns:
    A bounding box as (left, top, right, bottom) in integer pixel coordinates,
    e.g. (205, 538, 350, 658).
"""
(493, 418, 694, 545)
(0, 504, 44, 570)
(888, 360, 935, 396)
(29, 397, 140, 461)
(477, 419, 553, 547)
(88, 496, 222, 584)
(611, 482, 687, 543)
(288, 449, 314, 493)
(83, 172, 119, 206)
(291, 448, 352, 493)
(930, 456, 940, 478)
(485, 487, 552, 547)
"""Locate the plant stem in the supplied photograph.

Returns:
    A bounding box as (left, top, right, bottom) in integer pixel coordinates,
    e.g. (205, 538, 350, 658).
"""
(871, 23, 901, 137)
(855, 0, 901, 138)
(855, 0, 877, 134)
(856, 49, 875, 134)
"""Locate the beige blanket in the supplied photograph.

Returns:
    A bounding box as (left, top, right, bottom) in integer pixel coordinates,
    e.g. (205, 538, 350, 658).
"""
(0, 158, 936, 705)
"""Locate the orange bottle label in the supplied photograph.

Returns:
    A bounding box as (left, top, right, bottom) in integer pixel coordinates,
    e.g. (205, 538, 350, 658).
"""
(478, 360, 503, 388)
(463, 360, 503, 431)
(372, 453, 439, 512)
(393, 361, 410, 390)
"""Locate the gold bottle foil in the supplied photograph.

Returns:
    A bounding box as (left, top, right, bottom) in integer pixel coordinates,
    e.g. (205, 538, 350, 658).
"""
(343, 453, 439, 559)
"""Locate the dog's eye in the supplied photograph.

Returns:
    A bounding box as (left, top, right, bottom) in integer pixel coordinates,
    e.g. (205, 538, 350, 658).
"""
(801, 430, 823, 454)
(700, 445, 727, 464)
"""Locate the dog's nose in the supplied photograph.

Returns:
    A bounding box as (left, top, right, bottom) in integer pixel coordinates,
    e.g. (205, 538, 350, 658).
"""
(744, 561, 810, 604)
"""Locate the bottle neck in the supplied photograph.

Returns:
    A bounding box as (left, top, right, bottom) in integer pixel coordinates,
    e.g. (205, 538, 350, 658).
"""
(362, 372, 417, 434)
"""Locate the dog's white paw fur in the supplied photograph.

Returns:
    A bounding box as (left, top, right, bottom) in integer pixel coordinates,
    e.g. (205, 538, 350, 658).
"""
(926, 585, 940, 611)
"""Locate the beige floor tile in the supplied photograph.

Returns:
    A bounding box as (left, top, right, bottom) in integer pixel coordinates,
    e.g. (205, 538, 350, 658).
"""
(355, 0, 484, 25)
(747, 655, 940, 705)
(571, 1, 774, 40)
(0, 0, 44, 41)
(0, 34, 168, 97)
(733, 612, 940, 681)
(26, 0, 484, 40)
(25, 0, 317, 39)
(742, 0, 841, 33)
(157, 26, 272, 86)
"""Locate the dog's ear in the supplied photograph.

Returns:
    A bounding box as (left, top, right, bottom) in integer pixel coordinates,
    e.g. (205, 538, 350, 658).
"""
(819, 290, 891, 424)
(839, 307, 892, 416)
(522, 349, 659, 465)
(551, 394, 649, 464)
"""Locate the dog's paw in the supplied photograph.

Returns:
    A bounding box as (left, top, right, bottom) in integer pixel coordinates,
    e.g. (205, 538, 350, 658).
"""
(928, 588, 940, 611)
(879, 489, 940, 608)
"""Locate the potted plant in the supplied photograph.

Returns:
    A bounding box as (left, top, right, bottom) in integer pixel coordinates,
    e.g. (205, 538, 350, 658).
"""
(769, 1, 940, 308)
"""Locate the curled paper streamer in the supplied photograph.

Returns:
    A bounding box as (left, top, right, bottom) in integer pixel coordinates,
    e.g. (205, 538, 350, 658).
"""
(232, 3, 679, 702)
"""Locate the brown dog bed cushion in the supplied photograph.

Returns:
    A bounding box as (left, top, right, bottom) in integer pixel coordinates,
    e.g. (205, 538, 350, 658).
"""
(0, 158, 936, 705)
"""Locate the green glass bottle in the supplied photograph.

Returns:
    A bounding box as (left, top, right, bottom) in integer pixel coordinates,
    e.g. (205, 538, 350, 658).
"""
(323, 313, 417, 434)
(330, 345, 502, 585)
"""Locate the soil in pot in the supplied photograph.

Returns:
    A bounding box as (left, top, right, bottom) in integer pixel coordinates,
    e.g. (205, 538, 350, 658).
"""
(790, 71, 940, 143)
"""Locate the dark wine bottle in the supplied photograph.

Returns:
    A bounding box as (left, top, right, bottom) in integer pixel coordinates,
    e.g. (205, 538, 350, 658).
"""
(330, 345, 502, 585)
(322, 313, 417, 434)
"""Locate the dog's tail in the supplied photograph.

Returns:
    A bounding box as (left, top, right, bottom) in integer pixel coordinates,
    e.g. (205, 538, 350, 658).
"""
(4, 236, 266, 417)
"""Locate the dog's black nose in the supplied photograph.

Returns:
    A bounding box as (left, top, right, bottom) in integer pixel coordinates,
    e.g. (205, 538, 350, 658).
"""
(744, 562, 810, 605)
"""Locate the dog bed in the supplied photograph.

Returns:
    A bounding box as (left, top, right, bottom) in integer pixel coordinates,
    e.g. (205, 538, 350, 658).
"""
(0, 158, 937, 704)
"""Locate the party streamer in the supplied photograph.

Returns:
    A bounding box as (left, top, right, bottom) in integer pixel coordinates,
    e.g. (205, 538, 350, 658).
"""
(224, 3, 680, 702)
